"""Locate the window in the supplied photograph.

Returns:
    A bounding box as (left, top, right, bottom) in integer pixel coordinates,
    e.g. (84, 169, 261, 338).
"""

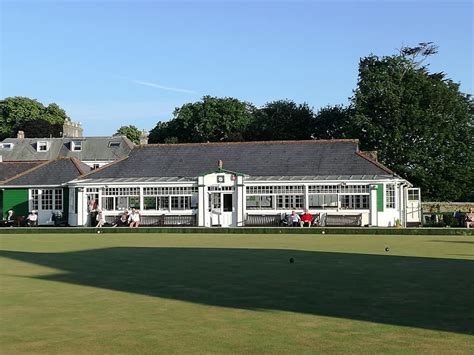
(340, 195, 369, 209)
(0, 143, 13, 150)
(171, 196, 190, 210)
(246, 185, 304, 195)
(246, 196, 273, 210)
(32, 190, 39, 210)
(104, 187, 139, 196)
(116, 196, 129, 211)
(54, 189, 63, 210)
(276, 195, 303, 209)
(158, 196, 169, 210)
(144, 187, 197, 195)
(408, 189, 419, 201)
(102, 197, 114, 211)
(71, 140, 83, 151)
(386, 184, 395, 208)
(37, 141, 49, 152)
(41, 190, 53, 210)
(92, 164, 100, 170)
(109, 141, 121, 147)
(144, 196, 157, 210)
(308, 194, 338, 209)
(129, 196, 140, 209)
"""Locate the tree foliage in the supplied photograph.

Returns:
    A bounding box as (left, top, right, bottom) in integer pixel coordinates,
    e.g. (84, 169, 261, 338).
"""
(115, 125, 142, 145)
(144, 43, 474, 201)
(312, 105, 354, 140)
(246, 100, 315, 141)
(350, 43, 473, 201)
(0, 97, 68, 139)
(149, 96, 255, 144)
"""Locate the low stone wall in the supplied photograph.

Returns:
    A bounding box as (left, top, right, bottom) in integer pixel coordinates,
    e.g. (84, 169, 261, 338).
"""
(422, 202, 473, 213)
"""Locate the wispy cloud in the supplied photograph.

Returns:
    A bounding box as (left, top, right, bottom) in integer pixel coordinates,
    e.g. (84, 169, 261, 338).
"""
(132, 80, 197, 94)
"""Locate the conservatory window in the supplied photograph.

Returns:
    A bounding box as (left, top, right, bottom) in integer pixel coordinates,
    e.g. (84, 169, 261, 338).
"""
(308, 194, 338, 209)
(386, 184, 396, 208)
(246, 195, 274, 210)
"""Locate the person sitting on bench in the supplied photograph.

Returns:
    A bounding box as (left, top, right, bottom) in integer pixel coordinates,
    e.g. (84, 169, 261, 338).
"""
(26, 211, 38, 227)
(300, 209, 313, 227)
(465, 208, 474, 228)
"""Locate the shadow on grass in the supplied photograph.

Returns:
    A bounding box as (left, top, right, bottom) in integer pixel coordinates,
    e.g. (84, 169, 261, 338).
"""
(429, 240, 474, 244)
(1, 247, 473, 335)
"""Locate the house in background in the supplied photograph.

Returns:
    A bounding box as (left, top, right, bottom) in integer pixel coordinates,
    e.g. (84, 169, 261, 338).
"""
(0, 131, 134, 169)
(68, 140, 422, 228)
(0, 158, 90, 225)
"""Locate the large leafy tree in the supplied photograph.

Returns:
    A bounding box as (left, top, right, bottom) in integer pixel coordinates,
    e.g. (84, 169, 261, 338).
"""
(115, 125, 142, 145)
(149, 96, 255, 143)
(351, 43, 473, 201)
(246, 100, 315, 141)
(312, 105, 354, 140)
(0, 97, 68, 139)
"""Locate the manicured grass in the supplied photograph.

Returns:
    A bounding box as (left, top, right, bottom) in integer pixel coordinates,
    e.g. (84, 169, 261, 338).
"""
(1, 233, 473, 353)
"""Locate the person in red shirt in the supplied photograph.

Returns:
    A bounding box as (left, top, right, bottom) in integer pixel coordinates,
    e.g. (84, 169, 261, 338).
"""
(300, 209, 313, 227)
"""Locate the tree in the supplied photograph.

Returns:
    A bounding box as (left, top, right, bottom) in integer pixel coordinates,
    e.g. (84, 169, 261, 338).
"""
(246, 100, 315, 141)
(149, 96, 255, 143)
(0, 97, 68, 139)
(115, 125, 142, 145)
(350, 43, 473, 201)
(312, 105, 354, 140)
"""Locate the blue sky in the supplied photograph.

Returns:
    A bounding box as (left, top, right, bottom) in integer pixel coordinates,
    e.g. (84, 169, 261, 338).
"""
(1, 0, 472, 136)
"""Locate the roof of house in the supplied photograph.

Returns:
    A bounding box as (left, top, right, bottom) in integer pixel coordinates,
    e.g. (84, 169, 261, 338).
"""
(0, 161, 44, 182)
(80, 140, 395, 181)
(1, 158, 91, 186)
(0, 136, 134, 162)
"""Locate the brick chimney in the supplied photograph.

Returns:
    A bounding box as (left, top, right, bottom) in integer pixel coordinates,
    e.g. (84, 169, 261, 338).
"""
(139, 130, 149, 145)
(360, 151, 378, 162)
(17, 130, 25, 140)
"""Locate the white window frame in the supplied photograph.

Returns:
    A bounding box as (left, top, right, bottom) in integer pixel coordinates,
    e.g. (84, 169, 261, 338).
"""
(37, 141, 50, 152)
(386, 184, 396, 209)
(71, 140, 83, 151)
(0, 143, 14, 150)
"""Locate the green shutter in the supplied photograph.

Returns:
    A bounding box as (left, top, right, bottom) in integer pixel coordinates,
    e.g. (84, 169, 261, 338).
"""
(63, 187, 69, 216)
(3, 189, 29, 218)
(377, 184, 384, 212)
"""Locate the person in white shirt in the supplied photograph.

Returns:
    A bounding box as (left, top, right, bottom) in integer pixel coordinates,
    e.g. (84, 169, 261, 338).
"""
(128, 208, 140, 228)
(27, 211, 38, 227)
(290, 210, 301, 227)
(96, 208, 105, 228)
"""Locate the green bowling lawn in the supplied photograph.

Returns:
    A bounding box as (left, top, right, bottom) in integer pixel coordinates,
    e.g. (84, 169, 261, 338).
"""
(1, 233, 473, 353)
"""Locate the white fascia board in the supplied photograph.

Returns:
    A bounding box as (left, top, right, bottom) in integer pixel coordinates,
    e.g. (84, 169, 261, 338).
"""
(1, 185, 63, 189)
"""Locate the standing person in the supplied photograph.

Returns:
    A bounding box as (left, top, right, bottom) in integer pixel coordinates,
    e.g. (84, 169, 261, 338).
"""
(129, 208, 140, 228)
(300, 209, 313, 227)
(88, 198, 98, 227)
(290, 210, 301, 227)
(6, 210, 15, 227)
(96, 208, 105, 228)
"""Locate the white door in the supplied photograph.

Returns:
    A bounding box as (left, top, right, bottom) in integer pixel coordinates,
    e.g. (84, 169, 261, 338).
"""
(406, 188, 421, 224)
(209, 192, 234, 227)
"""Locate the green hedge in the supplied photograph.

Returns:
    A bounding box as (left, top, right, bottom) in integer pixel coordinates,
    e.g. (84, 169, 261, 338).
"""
(0, 227, 472, 236)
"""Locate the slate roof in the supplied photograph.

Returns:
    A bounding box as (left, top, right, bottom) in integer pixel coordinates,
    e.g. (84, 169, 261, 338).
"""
(80, 140, 395, 180)
(0, 136, 134, 162)
(1, 158, 91, 186)
(0, 161, 44, 182)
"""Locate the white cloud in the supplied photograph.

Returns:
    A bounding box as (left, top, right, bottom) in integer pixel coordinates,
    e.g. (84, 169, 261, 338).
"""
(132, 80, 197, 94)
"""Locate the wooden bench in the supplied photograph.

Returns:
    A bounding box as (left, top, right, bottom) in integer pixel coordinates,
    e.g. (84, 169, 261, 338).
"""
(324, 214, 362, 227)
(105, 214, 197, 227)
(245, 214, 282, 227)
